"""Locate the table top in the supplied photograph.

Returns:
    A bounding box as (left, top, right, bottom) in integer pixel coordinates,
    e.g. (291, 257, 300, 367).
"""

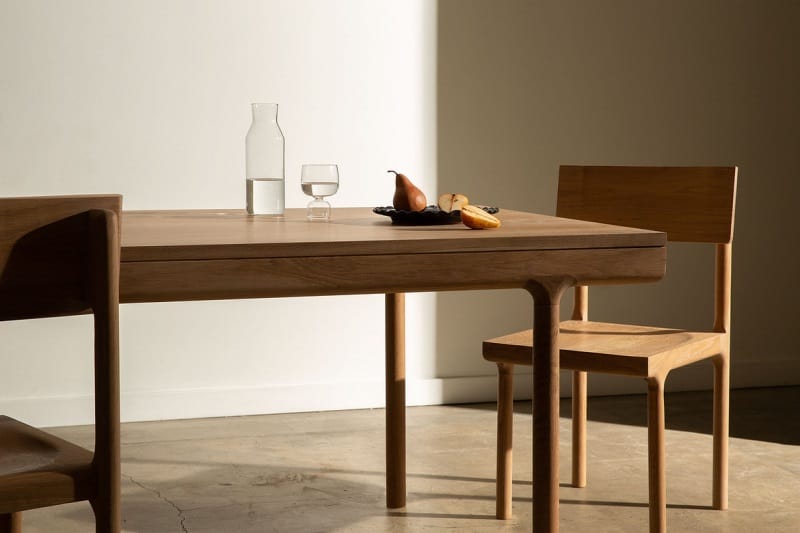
(121, 207, 665, 262)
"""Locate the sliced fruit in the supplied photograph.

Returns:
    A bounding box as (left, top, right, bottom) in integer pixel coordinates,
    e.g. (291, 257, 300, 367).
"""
(461, 204, 501, 229)
(437, 193, 469, 213)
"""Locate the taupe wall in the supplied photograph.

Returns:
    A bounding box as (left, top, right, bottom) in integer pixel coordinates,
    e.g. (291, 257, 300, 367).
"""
(435, 0, 800, 394)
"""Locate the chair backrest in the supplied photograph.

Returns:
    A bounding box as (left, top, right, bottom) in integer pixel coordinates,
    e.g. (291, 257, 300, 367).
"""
(1, 194, 122, 488)
(556, 166, 737, 333)
(557, 165, 737, 244)
(0, 195, 121, 321)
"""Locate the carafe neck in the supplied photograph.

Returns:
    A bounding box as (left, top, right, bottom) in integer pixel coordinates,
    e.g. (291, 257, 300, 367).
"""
(251, 102, 278, 122)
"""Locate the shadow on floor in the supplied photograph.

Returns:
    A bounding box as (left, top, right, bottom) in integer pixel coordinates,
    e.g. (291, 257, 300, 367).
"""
(499, 386, 800, 446)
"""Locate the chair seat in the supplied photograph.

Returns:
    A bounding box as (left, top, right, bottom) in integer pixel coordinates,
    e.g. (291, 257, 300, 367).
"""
(483, 320, 724, 377)
(0, 415, 94, 513)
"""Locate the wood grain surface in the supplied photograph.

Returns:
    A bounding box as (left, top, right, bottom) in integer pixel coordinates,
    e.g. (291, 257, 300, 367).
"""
(121, 208, 664, 261)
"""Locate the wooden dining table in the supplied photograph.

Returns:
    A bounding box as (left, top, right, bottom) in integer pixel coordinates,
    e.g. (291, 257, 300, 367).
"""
(119, 206, 666, 532)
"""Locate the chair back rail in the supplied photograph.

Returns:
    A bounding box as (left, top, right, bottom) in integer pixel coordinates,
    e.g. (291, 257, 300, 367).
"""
(558, 165, 737, 333)
(0, 195, 121, 321)
(557, 165, 737, 244)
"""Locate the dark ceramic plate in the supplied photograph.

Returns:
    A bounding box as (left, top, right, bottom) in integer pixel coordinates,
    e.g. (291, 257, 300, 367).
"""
(373, 205, 499, 226)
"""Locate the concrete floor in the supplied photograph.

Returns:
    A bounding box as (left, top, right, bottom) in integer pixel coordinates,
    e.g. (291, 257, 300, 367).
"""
(19, 386, 800, 532)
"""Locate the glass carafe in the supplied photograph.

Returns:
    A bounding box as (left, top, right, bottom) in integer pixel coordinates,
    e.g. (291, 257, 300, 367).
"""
(245, 103, 285, 216)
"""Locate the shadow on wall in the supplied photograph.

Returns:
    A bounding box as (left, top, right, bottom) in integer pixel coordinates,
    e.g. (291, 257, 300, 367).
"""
(434, 0, 800, 394)
(432, 1, 714, 394)
(434, 1, 559, 396)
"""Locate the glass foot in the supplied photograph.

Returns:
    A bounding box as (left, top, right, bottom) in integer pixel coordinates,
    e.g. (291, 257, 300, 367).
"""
(307, 198, 331, 221)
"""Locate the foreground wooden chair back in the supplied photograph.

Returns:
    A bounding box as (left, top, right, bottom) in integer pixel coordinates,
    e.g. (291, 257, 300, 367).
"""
(0, 195, 122, 533)
(483, 166, 737, 532)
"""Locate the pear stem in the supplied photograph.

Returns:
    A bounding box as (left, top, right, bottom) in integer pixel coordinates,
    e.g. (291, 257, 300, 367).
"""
(387, 170, 398, 177)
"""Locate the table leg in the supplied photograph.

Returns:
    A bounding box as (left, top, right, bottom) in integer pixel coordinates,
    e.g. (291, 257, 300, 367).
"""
(0, 512, 22, 533)
(385, 292, 406, 508)
(529, 281, 568, 532)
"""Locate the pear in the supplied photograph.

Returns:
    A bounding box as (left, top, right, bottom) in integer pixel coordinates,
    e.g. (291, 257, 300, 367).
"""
(461, 204, 501, 229)
(389, 170, 427, 211)
(437, 193, 469, 213)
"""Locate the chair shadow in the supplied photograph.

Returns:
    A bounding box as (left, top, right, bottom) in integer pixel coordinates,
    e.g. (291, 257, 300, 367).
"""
(387, 510, 497, 520)
(114, 457, 711, 522)
(505, 385, 800, 446)
(506, 496, 710, 511)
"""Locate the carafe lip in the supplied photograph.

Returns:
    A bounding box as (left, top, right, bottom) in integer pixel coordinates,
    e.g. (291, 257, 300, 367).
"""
(251, 103, 279, 123)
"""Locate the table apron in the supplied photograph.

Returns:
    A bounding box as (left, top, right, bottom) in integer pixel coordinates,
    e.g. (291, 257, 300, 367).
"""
(119, 246, 665, 303)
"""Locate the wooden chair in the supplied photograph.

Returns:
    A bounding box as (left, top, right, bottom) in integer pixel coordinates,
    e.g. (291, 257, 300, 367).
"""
(483, 166, 737, 533)
(0, 195, 122, 533)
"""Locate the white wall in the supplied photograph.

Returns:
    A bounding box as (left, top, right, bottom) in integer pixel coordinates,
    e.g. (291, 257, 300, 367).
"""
(0, 0, 442, 426)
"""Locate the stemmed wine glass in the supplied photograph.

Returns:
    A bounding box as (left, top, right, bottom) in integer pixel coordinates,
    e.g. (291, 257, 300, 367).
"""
(301, 164, 339, 221)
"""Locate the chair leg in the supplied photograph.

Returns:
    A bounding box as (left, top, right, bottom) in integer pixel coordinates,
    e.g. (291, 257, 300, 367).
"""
(91, 492, 121, 533)
(647, 377, 667, 533)
(0, 512, 22, 533)
(712, 354, 730, 510)
(496, 363, 515, 520)
(571, 370, 587, 488)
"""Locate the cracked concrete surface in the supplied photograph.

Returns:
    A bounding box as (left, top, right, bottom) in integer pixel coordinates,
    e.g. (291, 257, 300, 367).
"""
(124, 475, 188, 533)
(15, 387, 800, 532)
